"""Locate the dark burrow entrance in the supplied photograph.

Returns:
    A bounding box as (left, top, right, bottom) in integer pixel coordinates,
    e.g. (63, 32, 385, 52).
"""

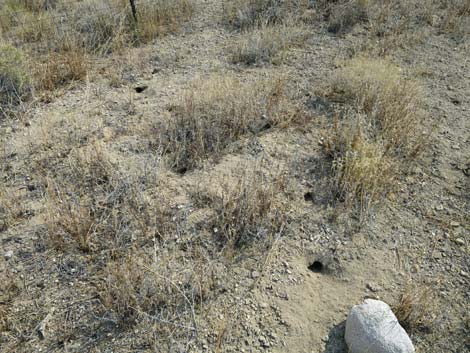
(308, 260, 324, 273)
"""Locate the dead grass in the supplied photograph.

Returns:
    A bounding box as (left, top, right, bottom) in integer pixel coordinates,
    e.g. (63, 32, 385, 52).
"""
(393, 283, 436, 332)
(323, 57, 427, 216)
(330, 57, 426, 159)
(33, 49, 88, 92)
(161, 75, 293, 173)
(317, 0, 470, 37)
(0, 187, 28, 232)
(223, 0, 310, 29)
(134, 0, 194, 42)
(229, 22, 307, 65)
(324, 117, 397, 213)
(0, 0, 194, 95)
(99, 248, 212, 330)
(44, 142, 173, 252)
(0, 265, 21, 332)
(319, 0, 370, 34)
(190, 162, 288, 248)
(0, 42, 32, 118)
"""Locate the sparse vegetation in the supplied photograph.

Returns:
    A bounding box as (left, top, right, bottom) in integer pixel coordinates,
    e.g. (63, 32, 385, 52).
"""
(393, 283, 436, 332)
(0, 43, 32, 118)
(0, 0, 467, 351)
(44, 143, 173, 251)
(100, 248, 211, 330)
(223, 0, 310, 29)
(230, 22, 307, 65)
(191, 162, 288, 248)
(323, 57, 427, 215)
(161, 75, 292, 173)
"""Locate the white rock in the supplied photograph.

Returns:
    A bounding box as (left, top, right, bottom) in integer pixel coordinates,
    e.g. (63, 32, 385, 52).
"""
(345, 299, 415, 353)
(4, 250, 13, 260)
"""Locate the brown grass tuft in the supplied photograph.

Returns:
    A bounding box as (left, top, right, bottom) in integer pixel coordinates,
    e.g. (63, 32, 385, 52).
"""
(99, 248, 212, 329)
(33, 49, 88, 91)
(161, 75, 293, 173)
(393, 283, 436, 332)
(190, 162, 288, 248)
(323, 57, 427, 216)
(0, 42, 32, 118)
(44, 142, 173, 252)
(229, 22, 307, 65)
(223, 0, 310, 29)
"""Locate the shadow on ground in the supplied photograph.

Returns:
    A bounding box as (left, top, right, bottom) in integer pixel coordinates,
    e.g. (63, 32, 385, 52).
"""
(324, 320, 347, 353)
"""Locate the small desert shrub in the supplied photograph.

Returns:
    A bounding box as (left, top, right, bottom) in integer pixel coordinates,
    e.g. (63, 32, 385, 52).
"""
(135, 0, 194, 42)
(230, 22, 307, 65)
(71, 0, 130, 54)
(0, 187, 29, 231)
(393, 283, 436, 332)
(223, 0, 310, 29)
(442, 0, 470, 36)
(0, 43, 32, 118)
(323, 57, 426, 216)
(34, 49, 88, 91)
(45, 143, 119, 251)
(161, 75, 291, 173)
(45, 143, 173, 251)
(191, 163, 287, 248)
(320, 0, 370, 33)
(330, 57, 426, 160)
(325, 117, 396, 213)
(100, 249, 211, 328)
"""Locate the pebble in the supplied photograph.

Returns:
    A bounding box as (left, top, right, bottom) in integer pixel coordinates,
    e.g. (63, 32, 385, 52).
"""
(367, 282, 382, 293)
(454, 238, 465, 246)
(251, 270, 260, 279)
(4, 250, 13, 260)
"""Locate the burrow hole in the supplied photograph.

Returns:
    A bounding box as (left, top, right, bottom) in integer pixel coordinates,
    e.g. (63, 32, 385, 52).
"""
(308, 261, 324, 273)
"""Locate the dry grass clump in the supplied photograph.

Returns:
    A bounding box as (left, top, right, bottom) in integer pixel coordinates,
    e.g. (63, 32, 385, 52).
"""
(0, 266, 21, 331)
(161, 75, 292, 173)
(33, 50, 88, 92)
(45, 143, 173, 252)
(230, 22, 307, 65)
(223, 0, 310, 29)
(330, 57, 426, 160)
(99, 249, 211, 332)
(134, 0, 194, 42)
(0, 43, 32, 118)
(317, 0, 470, 37)
(0, 187, 29, 232)
(323, 57, 427, 215)
(325, 118, 397, 212)
(393, 283, 436, 332)
(191, 163, 287, 248)
(442, 0, 470, 35)
(318, 0, 370, 34)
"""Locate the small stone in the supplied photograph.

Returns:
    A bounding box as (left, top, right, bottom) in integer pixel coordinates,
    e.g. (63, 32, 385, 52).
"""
(4, 250, 13, 260)
(454, 238, 465, 246)
(450, 221, 460, 227)
(435, 204, 444, 211)
(366, 282, 382, 293)
(433, 252, 442, 259)
(251, 270, 260, 279)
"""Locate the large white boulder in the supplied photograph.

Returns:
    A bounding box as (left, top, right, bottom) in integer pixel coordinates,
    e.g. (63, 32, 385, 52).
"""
(345, 299, 415, 353)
